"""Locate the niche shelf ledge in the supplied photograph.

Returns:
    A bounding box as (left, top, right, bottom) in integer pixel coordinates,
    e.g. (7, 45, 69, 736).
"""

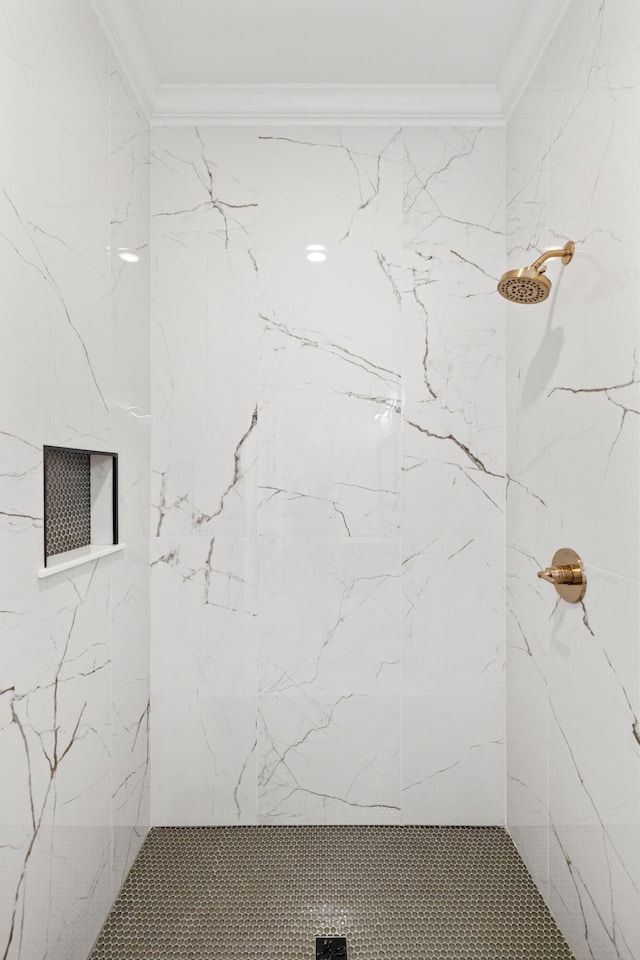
(38, 543, 126, 579)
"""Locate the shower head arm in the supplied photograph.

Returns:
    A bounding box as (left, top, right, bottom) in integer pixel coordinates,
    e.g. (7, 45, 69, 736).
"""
(530, 242, 575, 271)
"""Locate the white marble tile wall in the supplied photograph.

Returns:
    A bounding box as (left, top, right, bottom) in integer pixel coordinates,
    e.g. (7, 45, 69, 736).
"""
(0, 3, 151, 959)
(151, 124, 506, 826)
(506, 1, 640, 958)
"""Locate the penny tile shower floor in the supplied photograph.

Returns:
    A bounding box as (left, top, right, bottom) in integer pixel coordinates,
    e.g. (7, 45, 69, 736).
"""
(89, 826, 574, 960)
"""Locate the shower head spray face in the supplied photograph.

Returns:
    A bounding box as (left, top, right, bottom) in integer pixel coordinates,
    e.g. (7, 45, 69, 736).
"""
(497, 241, 575, 305)
(497, 266, 552, 304)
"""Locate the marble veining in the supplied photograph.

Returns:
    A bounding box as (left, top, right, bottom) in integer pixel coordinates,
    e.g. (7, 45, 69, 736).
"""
(256, 128, 402, 250)
(150, 121, 506, 830)
(0, 4, 151, 958)
(506, 1, 640, 958)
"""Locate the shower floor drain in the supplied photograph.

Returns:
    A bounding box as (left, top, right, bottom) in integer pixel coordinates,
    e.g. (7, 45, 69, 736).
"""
(316, 937, 347, 959)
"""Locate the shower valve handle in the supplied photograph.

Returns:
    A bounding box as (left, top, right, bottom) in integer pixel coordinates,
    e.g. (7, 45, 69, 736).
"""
(536, 548, 586, 603)
(537, 563, 583, 585)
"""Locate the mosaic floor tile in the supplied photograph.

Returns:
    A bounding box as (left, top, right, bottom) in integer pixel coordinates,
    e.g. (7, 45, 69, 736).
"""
(89, 826, 574, 960)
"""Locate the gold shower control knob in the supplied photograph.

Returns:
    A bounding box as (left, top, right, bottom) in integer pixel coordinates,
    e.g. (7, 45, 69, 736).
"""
(537, 564, 583, 585)
(536, 548, 586, 603)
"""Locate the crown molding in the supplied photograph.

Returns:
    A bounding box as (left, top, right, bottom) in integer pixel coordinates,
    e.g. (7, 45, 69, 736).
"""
(497, 0, 573, 119)
(152, 83, 504, 126)
(90, 0, 159, 118)
(92, 0, 572, 125)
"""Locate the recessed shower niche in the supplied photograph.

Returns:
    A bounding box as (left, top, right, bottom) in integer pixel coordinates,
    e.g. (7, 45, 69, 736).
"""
(39, 445, 123, 578)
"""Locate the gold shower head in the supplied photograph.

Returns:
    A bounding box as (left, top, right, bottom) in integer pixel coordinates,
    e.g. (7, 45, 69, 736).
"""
(497, 241, 575, 304)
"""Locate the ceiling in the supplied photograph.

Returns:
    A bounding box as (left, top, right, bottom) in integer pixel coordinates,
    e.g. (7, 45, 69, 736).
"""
(95, 0, 570, 121)
(126, 0, 533, 86)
